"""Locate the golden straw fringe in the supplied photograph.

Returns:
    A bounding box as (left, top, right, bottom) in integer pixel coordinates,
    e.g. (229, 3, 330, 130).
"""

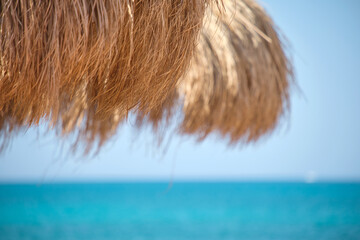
(137, 0, 293, 144)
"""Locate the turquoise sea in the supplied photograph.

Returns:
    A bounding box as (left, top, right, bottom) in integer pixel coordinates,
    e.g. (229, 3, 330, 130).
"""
(0, 182, 359, 240)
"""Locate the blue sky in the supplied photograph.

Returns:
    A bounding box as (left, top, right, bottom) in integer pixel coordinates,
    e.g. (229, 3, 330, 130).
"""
(0, 0, 359, 182)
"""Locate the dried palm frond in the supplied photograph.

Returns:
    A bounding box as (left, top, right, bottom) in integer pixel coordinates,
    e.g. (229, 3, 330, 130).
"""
(138, 0, 293, 144)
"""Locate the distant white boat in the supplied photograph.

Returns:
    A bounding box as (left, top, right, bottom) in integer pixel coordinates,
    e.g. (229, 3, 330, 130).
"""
(305, 171, 317, 183)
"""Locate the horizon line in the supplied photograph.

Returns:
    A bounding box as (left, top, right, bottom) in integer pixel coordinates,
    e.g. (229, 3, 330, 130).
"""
(1, 177, 360, 185)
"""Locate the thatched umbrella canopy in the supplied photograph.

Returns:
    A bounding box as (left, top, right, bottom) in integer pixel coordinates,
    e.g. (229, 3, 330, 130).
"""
(0, 0, 292, 153)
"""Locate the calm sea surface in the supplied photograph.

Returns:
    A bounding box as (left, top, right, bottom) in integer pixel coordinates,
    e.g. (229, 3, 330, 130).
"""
(0, 182, 359, 240)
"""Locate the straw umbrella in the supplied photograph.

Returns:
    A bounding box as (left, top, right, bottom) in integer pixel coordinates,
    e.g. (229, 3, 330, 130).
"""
(0, 0, 292, 153)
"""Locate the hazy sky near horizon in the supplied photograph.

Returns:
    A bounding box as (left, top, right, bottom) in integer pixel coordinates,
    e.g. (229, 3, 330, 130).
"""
(0, 0, 359, 182)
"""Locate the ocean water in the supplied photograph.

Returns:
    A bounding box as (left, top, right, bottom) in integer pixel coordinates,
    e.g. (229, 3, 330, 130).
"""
(0, 183, 359, 240)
